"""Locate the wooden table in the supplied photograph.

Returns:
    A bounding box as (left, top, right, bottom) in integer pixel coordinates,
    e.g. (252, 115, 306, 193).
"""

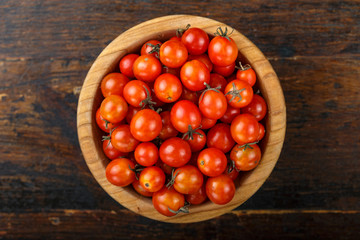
(0, 0, 359, 239)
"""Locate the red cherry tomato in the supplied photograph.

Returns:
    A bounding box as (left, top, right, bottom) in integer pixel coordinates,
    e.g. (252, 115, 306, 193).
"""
(197, 148, 227, 177)
(154, 73, 182, 103)
(185, 185, 207, 205)
(224, 80, 253, 108)
(209, 73, 227, 93)
(140, 40, 162, 58)
(230, 114, 259, 145)
(111, 125, 139, 152)
(105, 158, 136, 187)
(119, 54, 139, 78)
(184, 129, 206, 152)
(159, 40, 188, 68)
(101, 73, 129, 97)
(125, 105, 141, 124)
(230, 143, 261, 171)
(148, 82, 165, 107)
(156, 161, 174, 175)
(95, 108, 121, 133)
(152, 186, 186, 217)
(199, 86, 227, 120)
(208, 28, 238, 66)
(181, 27, 209, 55)
(236, 63, 256, 87)
(213, 62, 236, 77)
(123, 80, 152, 107)
(134, 142, 159, 166)
(132, 179, 153, 197)
(180, 87, 199, 104)
(241, 94, 267, 121)
(100, 95, 128, 123)
(206, 174, 235, 205)
(133, 55, 162, 82)
(257, 123, 265, 141)
(139, 166, 165, 192)
(170, 100, 202, 133)
(159, 137, 191, 167)
(173, 165, 204, 194)
(207, 123, 235, 153)
(158, 111, 179, 140)
(187, 54, 213, 72)
(102, 139, 127, 160)
(180, 60, 210, 91)
(219, 105, 241, 124)
(130, 109, 162, 142)
(223, 163, 239, 181)
(200, 116, 217, 130)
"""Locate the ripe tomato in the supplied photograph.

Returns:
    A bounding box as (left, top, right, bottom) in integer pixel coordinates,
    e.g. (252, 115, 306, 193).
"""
(180, 87, 199, 104)
(162, 66, 181, 78)
(230, 114, 259, 145)
(139, 166, 165, 192)
(172, 165, 204, 194)
(119, 54, 139, 78)
(197, 148, 227, 177)
(158, 111, 179, 140)
(170, 100, 202, 133)
(133, 55, 162, 82)
(132, 179, 153, 197)
(156, 161, 174, 175)
(111, 125, 139, 152)
(185, 185, 207, 205)
(241, 94, 267, 121)
(130, 109, 162, 142)
(105, 158, 136, 187)
(213, 62, 236, 77)
(224, 80, 253, 108)
(180, 60, 210, 91)
(199, 86, 227, 120)
(154, 73, 182, 103)
(140, 39, 162, 58)
(207, 123, 235, 153)
(223, 163, 239, 181)
(206, 174, 235, 205)
(152, 186, 186, 217)
(208, 28, 238, 66)
(100, 95, 128, 123)
(134, 142, 159, 166)
(184, 129, 206, 152)
(219, 105, 241, 124)
(101, 73, 129, 97)
(159, 40, 188, 68)
(148, 82, 165, 107)
(236, 63, 256, 87)
(209, 73, 227, 93)
(125, 105, 141, 124)
(257, 123, 265, 141)
(230, 143, 261, 171)
(95, 108, 121, 133)
(181, 27, 209, 55)
(159, 137, 191, 167)
(200, 116, 217, 130)
(123, 80, 152, 107)
(102, 139, 127, 160)
(187, 54, 213, 72)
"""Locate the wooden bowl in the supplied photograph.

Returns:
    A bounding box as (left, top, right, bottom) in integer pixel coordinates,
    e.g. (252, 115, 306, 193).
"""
(77, 15, 286, 223)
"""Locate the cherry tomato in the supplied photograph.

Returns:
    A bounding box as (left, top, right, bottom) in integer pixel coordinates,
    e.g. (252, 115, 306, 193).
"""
(134, 142, 159, 166)
(208, 28, 238, 66)
(197, 148, 227, 177)
(101, 73, 129, 97)
(111, 125, 139, 152)
(130, 109, 162, 142)
(206, 174, 235, 205)
(184, 129, 206, 152)
(223, 163, 239, 181)
(209, 73, 227, 93)
(125, 105, 141, 124)
(241, 94, 267, 121)
(200, 116, 217, 130)
(162, 66, 181, 78)
(132, 179, 153, 197)
(187, 54, 213, 72)
(236, 63, 256, 87)
(139, 166, 165, 192)
(219, 105, 241, 124)
(230, 143, 261, 171)
(105, 158, 135, 187)
(159, 40, 188, 68)
(158, 111, 179, 140)
(230, 114, 259, 145)
(180, 60, 210, 91)
(180, 87, 199, 104)
(154, 73, 182, 103)
(141, 40, 162, 58)
(159, 137, 191, 167)
(199, 86, 227, 120)
(224, 80, 253, 108)
(119, 54, 139, 78)
(213, 62, 236, 77)
(100, 95, 128, 123)
(156, 161, 174, 175)
(152, 186, 186, 217)
(123, 80, 152, 107)
(170, 100, 202, 133)
(257, 123, 265, 141)
(133, 55, 162, 82)
(173, 165, 204, 194)
(95, 108, 121, 133)
(207, 123, 235, 153)
(148, 82, 165, 107)
(102, 139, 127, 160)
(185, 185, 207, 205)
(181, 27, 209, 55)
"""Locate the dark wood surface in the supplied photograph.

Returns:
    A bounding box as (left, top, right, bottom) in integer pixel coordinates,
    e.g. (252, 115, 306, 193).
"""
(0, 0, 359, 239)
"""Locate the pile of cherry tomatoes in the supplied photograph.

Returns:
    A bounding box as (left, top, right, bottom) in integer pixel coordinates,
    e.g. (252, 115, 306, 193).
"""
(95, 25, 267, 217)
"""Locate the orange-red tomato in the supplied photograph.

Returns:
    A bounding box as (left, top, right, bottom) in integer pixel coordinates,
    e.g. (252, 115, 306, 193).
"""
(197, 148, 227, 177)
(213, 62, 235, 77)
(184, 129, 206, 152)
(187, 54, 213, 72)
(236, 64, 256, 87)
(206, 174, 235, 205)
(141, 39, 162, 58)
(158, 111, 179, 140)
(219, 105, 241, 124)
(241, 94, 267, 121)
(160, 40, 188, 68)
(101, 73, 129, 97)
(159, 137, 191, 167)
(224, 80, 253, 108)
(180, 60, 210, 91)
(105, 158, 136, 187)
(230, 143, 261, 171)
(209, 73, 227, 93)
(185, 185, 207, 205)
(257, 123, 265, 141)
(199, 87, 227, 120)
(119, 54, 139, 78)
(100, 95, 128, 123)
(139, 166, 166, 192)
(95, 108, 121, 133)
(152, 187, 186, 217)
(111, 125, 139, 152)
(173, 165, 204, 194)
(200, 116, 217, 130)
(230, 113, 259, 145)
(132, 179, 153, 197)
(207, 123, 235, 153)
(133, 55, 162, 82)
(134, 142, 159, 166)
(102, 139, 127, 160)
(208, 31, 238, 66)
(123, 80, 152, 107)
(181, 27, 209, 55)
(170, 100, 202, 133)
(154, 73, 183, 103)
(130, 109, 162, 142)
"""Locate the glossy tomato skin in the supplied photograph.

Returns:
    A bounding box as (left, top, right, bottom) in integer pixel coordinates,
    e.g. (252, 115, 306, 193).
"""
(180, 87, 199, 104)
(134, 142, 159, 166)
(230, 114, 260, 145)
(173, 165, 204, 194)
(152, 186, 185, 217)
(156, 161, 174, 175)
(257, 123, 265, 141)
(133, 55, 162, 82)
(111, 125, 139, 152)
(123, 80, 151, 107)
(148, 82, 165, 107)
(132, 179, 153, 197)
(101, 73, 129, 97)
(180, 60, 210, 91)
(160, 40, 188, 68)
(197, 148, 227, 177)
(224, 80, 253, 108)
(206, 174, 235, 205)
(141, 40, 162, 58)
(236, 67, 256, 87)
(170, 100, 202, 133)
(130, 109, 162, 142)
(241, 94, 267, 121)
(187, 54, 213, 72)
(119, 54, 139, 78)
(184, 129, 206, 152)
(209, 73, 227, 93)
(105, 158, 136, 187)
(200, 116, 217, 130)
(199, 88, 227, 120)
(207, 123, 235, 153)
(159, 137, 191, 167)
(185, 185, 207, 205)
(158, 111, 179, 140)
(230, 143, 261, 171)
(219, 105, 241, 124)
(208, 36, 238, 66)
(139, 166, 166, 192)
(95, 108, 121, 133)
(102, 139, 127, 160)
(162, 66, 181, 78)
(223, 164, 239, 181)
(100, 95, 128, 123)
(213, 62, 236, 77)
(181, 28, 209, 55)
(154, 73, 182, 103)
(125, 105, 141, 124)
